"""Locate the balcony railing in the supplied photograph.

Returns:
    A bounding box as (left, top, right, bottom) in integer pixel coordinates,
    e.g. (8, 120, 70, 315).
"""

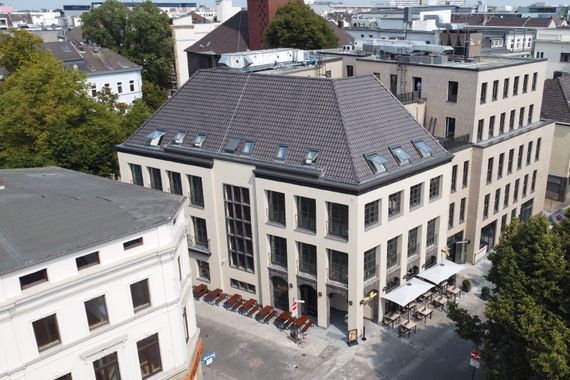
(396, 90, 422, 105)
(436, 134, 471, 151)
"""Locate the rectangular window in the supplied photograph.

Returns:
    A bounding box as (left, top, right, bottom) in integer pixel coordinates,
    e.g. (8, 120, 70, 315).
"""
(137, 333, 162, 379)
(409, 183, 422, 209)
(451, 165, 457, 192)
(462, 161, 469, 187)
(499, 112, 506, 134)
(532, 72, 538, 91)
(130, 279, 151, 312)
(494, 188, 501, 213)
(225, 185, 254, 273)
(33, 314, 61, 351)
(504, 184, 510, 208)
(480, 82, 487, 104)
(296, 196, 316, 232)
(387, 237, 399, 269)
(448, 81, 458, 102)
(148, 167, 162, 191)
(489, 116, 495, 137)
(483, 194, 490, 219)
(123, 237, 143, 250)
(523, 74, 529, 93)
(514, 179, 520, 202)
(390, 74, 397, 94)
(527, 141, 533, 165)
(298, 242, 316, 275)
(196, 259, 210, 281)
(501, 214, 507, 234)
(523, 174, 529, 197)
(445, 117, 456, 139)
(230, 278, 256, 293)
(517, 145, 524, 169)
(346, 65, 354, 77)
(426, 218, 437, 247)
(492, 80, 498, 101)
(459, 198, 466, 223)
(498, 153, 504, 179)
(531, 170, 537, 192)
(269, 235, 287, 269)
(519, 107, 525, 127)
(511, 208, 517, 220)
(561, 53, 570, 62)
(388, 191, 402, 217)
(20, 269, 48, 290)
(503, 78, 509, 98)
(487, 157, 494, 184)
(364, 248, 377, 280)
(327, 202, 349, 240)
(93, 352, 120, 380)
(129, 163, 143, 186)
(513, 76, 519, 95)
(429, 176, 441, 200)
(188, 175, 204, 207)
(528, 104, 534, 124)
(267, 190, 286, 225)
(117, 82, 122, 94)
(130, 80, 135, 92)
(167, 171, 182, 195)
(508, 149, 514, 173)
(85, 295, 109, 330)
(364, 200, 379, 227)
(509, 110, 516, 130)
(536, 138, 541, 161)
(328, 249, 348, 284)
(448, 203, 455, 228)
(76, 251, 100, 270)
(477, 119, 484, 141)
(408, 227, 419, 257)
(192, 217, 208, 250)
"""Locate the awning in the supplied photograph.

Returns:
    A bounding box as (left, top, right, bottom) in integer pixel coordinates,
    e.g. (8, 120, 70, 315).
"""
(382, 277, 435, 307)
(418, 260, 464, 285)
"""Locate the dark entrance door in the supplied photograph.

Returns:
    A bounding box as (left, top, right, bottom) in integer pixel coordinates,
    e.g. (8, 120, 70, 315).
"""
(412, 76, 422, 97)
(271, 276, 289, 311)
(447, 230, 465, 263)
(480, 221, 497, 250)
(299, 284, 318, 317)
(390, 74, 398, 95)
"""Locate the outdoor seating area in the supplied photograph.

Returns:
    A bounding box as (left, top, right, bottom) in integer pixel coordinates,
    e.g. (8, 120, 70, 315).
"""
(193, 284, 313, 338)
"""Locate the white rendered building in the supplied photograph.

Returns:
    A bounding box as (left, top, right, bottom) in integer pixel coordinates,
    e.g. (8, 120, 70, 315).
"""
(534, 29, 570, 78)
(0, 168, 202, 380)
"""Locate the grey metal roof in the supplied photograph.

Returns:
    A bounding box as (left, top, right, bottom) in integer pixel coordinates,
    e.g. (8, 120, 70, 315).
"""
(0, 167, 184, 276)
(123, 70, 451, 186)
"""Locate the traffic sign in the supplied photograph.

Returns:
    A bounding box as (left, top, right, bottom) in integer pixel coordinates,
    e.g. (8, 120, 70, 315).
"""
(470, 351, 480, 368)
(202, 352, 216, 366)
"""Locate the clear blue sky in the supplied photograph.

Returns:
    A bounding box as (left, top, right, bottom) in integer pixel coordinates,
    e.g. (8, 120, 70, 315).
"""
(5, 0, 555, 11)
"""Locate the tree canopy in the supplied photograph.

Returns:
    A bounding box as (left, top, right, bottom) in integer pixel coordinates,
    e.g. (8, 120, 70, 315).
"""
(264, 0, 339, 50)
(448, 215, 570, 380)
(82, 0, 173, 89)
(0, 29, 47, 72)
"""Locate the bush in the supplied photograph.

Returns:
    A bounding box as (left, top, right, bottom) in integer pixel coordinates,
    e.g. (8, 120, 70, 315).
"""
(481, 286, 491, 300)
(449, 274, 457, 286)
(462, 279, 472, 292)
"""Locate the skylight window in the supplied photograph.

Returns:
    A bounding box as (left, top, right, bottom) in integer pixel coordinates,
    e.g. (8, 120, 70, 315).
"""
(193, 133, 207, 148)
(413, 140, 433, 158)
(365, 153, 388, 174)
(173, 130, 187, 144)
(242, 140, 255, 155)
(276, 145, 288, 161)
(147, 129, 166, 147)
(304, 149, 320, 165)
(390, 146, 411, 165)
(225, 137, 240, 153)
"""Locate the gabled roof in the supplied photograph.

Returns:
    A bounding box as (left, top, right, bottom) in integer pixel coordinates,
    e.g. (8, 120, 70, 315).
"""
(328, 21, 355, 46)
(541, 75, 570, 123)
(186, 10, 249, 55)
(44, 41, 82, 61)
(122, 70, 451, 187)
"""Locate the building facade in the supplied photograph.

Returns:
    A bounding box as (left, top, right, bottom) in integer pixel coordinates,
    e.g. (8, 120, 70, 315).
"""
(246, 0, 289, 50)
(534, 29, 570, 78)
(117, 70, 453, 337)
(0, 168, 201, 380)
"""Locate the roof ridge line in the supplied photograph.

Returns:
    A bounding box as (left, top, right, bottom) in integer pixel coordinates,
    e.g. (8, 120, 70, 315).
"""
(217, 73, 251, 151)
(556, 77, 570, 117)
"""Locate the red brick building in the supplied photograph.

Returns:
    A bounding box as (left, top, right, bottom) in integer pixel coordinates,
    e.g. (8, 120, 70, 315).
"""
(247, 0, 290, 50)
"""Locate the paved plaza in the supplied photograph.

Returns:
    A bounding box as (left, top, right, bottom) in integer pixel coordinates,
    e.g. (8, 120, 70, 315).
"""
(197, 259, 491, 380)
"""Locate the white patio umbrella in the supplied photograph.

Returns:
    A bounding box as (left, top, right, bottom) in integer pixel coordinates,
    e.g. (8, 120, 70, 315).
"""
(418, 260, 464, 285)
(383, 277, 435, 309)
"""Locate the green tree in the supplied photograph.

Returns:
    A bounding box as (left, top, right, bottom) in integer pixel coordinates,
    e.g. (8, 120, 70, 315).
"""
(82, 0, 173, 88)
(448, 302, 486, 348)
(142, 80, 169, 110)
(264, 0, 339, 50)
(0, 54, 124, 176)
(0, 29, 48, 72)
(121, 99, 153, 139)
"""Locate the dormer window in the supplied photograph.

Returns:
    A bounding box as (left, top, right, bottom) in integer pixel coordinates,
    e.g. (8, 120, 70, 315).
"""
(173, 130, 187, 144)
(276, 145, 288, 161)
(390, 146, 410, 165)
(365, 153, 388, 174)
(304, 149, 319, 165)
(147, 129, 165, 147)
(242, 140, 254, 155)
(193, 133, 207, 148)
(225, 137, 240, 153)
(413, 140, 433, 158)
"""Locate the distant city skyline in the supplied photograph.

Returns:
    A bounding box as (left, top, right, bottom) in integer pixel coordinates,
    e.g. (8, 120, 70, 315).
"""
(4, 0, 561, 12)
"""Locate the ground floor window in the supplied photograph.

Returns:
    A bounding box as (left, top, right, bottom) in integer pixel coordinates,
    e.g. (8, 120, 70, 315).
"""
(480, 220, 497, 250)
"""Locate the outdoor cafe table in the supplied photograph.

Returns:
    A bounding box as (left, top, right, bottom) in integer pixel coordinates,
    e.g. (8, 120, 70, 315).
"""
(416, 307, 433, 324)
(433, 295, 448, 311)
(383, 312, 401, 329)
(399, 320, 417, 338)
(418, 290, 434, 306)
(446, 286, 461, 301)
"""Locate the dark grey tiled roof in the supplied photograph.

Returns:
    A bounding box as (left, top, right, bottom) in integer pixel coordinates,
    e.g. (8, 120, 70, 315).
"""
(186, 10, 249, 55)
(0, 168, 184, 276)
(541, 76, 570, 124)
(123, 70, 450, 185)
